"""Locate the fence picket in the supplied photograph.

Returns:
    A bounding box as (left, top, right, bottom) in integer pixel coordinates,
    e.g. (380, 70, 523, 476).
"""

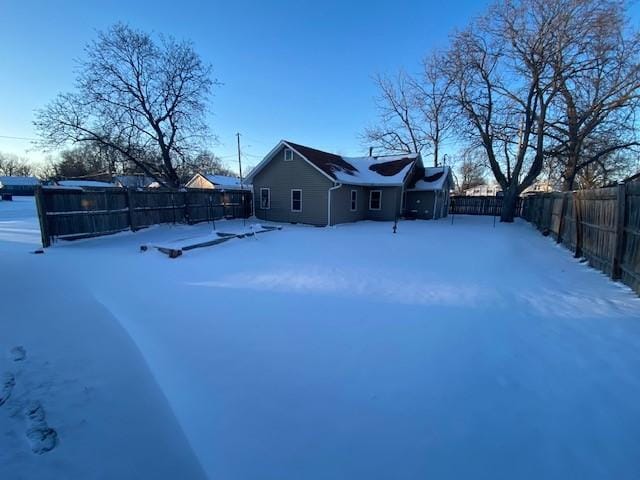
(522, 183, 639, 296)
(36, 187, 253, 246)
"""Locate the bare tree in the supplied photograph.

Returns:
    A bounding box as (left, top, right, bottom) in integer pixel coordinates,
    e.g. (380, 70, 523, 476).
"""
(545, 0, 640, 190)
(0, 152, 34, 176)
(35, 23, 215, 188)
(363, 53, 455, 167)
(176, 150, 236, 183)
(453, 148, 487, 193)
(412, 51, 456, 166)
(446, 0, 565, 221)
(363, 71, 427, 155)
(573, 150, 638, 188)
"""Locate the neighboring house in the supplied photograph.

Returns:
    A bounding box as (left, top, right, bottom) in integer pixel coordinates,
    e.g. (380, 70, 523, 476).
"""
(114, 175, 155, 188)
(463, 184, 502, 196)
(55, 180, 119, 189)
(245, 140, 452, 226)
(522, 180, 558, 195)
(185, 173, 251, 191)
(404, 167, 455, 220)
(0, 176, 40, 196)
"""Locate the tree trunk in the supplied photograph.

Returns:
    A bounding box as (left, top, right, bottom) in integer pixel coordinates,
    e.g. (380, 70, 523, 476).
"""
(500, 187, 519, 223)
(434, 142, 439, 167)
(562, 160, 577, 191)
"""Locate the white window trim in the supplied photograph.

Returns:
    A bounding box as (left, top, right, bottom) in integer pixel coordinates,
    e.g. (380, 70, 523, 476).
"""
(260, 187, 271, 210)
(291, 189, 302, 212)
(284, 148, 294, 161)
(350, 189, 357, 212)
(369, 190, 382, 211)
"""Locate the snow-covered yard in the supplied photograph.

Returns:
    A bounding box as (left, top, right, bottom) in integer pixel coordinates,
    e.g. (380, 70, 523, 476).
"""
(2, 197, 640, 479)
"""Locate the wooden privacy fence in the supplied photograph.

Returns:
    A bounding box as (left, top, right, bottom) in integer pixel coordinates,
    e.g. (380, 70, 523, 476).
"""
(35, 187, 253, 247)
(449, 195, 523, 217)
(521, 182, 640, 295)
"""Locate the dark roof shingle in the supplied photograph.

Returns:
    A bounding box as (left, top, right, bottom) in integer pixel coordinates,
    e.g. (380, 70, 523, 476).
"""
(284, 141, 356, 177)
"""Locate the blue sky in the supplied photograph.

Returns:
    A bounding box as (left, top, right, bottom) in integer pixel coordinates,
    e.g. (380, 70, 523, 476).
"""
(2, 0, 636, 172)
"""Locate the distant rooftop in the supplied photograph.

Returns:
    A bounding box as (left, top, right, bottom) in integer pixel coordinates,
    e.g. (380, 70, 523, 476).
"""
(56, 180, 119, 188)
(0, 176, 40, 187)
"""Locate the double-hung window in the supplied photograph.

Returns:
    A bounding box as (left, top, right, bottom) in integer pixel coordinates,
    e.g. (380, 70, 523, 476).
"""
(350, 190, 357, 211)
(291, 189, 302, 212)
(284, 148, 294, 161)
(369, 190, 382, 210)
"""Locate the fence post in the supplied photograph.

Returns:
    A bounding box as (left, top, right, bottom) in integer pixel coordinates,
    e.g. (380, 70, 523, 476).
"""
(612, 182, 627, 280)
(34, 186, 51, 248)
(556, 193, 568, 244)
(184, 191, 191, 224)
(126, 188, 136, 231)
(574, 191, 583, 258)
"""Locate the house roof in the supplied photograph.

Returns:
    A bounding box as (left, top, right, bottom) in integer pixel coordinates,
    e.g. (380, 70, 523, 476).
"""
(0, 176, 40, 187)
(186, 173, 251, 190)
(114, 175, 155, 188)
(203, 174, 250, 189)
(248, 140, 420, 186)
(407, 166, 453, 191)
(334, 154, 417, 186)
(56, 180, 119, 188)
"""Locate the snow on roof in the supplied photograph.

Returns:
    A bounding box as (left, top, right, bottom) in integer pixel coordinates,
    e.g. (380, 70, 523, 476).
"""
(0, 176, 40, 187)
(281, 141, 419, 186)
(56, 180, 119, 188)
(201, 174, 252, 190)
(409, 166, 452, 191)
(114, 175, 155, 188)
(335, 155, 418, 186)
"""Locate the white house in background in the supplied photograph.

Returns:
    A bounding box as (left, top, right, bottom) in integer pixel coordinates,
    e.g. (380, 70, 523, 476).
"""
(522, 180, 559, 194)
(114, 175, 155, 188)
(464, 180, 559, 197)
(185, 173, 251, 191)
(463, 184, 502, 196)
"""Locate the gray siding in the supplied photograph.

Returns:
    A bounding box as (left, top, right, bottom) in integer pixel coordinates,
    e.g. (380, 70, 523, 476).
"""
(252, 146, 333, 226)
(364, 186, 403, 221)
(330, 185, 403, 224)
(406, 191, 437, 219)
(405, 187, 451, 219)
(330, 185, 367, 224)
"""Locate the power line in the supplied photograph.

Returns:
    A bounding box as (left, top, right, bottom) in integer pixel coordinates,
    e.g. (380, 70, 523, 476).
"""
(0, 134, 39, 141)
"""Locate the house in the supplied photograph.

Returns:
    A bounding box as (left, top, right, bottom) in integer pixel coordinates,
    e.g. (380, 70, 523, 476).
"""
(522, 179, 559, 195)
(404, 166, 454, 220)
(245, 140, 452, 226)
(55, 180, 119, 189)
(0, 176, 40, 197)
(114, 175, 155, 188)
(463, 184, 502, 196)
(185, 173, 251, 191)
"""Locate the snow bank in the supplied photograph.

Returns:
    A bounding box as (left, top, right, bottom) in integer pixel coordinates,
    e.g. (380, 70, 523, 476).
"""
(0, 199, 205, 479)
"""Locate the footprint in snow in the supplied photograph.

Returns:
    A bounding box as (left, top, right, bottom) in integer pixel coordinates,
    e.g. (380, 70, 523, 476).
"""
(0, 372, 16, 406)
(24, 401, 58, 454)
(10, 346, 27, 362)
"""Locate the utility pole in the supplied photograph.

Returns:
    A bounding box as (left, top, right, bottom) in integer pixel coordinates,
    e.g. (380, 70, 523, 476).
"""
(236, 133, 246, 227)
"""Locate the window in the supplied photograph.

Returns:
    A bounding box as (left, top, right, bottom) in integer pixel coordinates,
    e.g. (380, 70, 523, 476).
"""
(369, 190, 382, 210)
(291, 189, 302, 212)
(350, 190, 357, 211)
(260, 188, 270, 209)
(284, 148, 294, 161)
